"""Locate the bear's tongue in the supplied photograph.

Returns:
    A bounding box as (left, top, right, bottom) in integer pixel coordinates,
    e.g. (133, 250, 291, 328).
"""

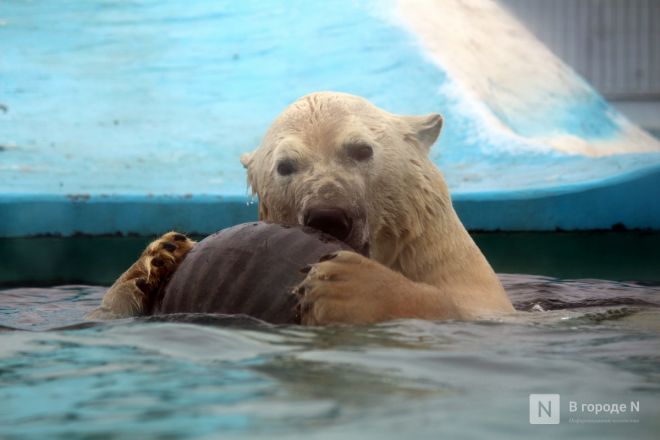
(303, 208, 352, 242)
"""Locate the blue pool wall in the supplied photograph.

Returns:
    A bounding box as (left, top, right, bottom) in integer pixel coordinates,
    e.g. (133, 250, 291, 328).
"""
(1, 0, 659, 236)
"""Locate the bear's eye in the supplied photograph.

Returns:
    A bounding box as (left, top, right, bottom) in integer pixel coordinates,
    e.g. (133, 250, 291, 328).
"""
(276, 159, 296, 176)
(346, 143, 373, 162)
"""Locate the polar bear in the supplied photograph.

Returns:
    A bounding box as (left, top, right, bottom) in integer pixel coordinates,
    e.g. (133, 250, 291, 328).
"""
(88, 92, 514, 323)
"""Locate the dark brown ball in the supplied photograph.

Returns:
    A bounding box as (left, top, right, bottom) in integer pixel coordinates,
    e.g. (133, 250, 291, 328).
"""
(153, 222, 352, 324)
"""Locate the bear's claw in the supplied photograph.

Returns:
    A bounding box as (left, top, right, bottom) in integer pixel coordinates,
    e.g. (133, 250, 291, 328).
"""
(294, 250, 385, 325)
(85, 231, 195, 320)
(141, 232, 195, 290)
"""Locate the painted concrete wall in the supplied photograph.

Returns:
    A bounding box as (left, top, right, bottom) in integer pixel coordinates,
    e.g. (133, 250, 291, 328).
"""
(499, 0, 660, 99)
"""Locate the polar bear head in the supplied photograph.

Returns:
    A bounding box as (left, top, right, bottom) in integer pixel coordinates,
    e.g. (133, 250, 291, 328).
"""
(240, 92, 445, 260)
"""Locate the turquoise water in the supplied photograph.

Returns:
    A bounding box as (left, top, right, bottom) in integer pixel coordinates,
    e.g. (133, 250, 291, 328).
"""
(1, 275, 659, 439)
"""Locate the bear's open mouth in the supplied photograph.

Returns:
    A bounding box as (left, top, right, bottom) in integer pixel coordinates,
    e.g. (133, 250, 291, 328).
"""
(301, 206, 369, 257)
(303, 207, 353, 242)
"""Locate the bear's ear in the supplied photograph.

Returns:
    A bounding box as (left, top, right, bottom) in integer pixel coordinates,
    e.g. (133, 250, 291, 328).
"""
(240, 151, 254, 169)
(403, 113, 443, 153)
(240, 151, 259, 194)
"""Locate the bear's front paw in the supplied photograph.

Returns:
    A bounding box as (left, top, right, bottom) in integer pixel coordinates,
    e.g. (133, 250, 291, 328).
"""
(294, 251, 409, 325)
(139, 232, 196, 292)
(86, 232, 195, 319)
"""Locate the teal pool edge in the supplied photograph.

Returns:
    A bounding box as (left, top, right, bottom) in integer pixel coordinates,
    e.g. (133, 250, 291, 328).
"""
(454, 163, 660, 231)
(2, 164, 660, 237)
(0, 194, 258, 237)
(2, 231, 659, 286)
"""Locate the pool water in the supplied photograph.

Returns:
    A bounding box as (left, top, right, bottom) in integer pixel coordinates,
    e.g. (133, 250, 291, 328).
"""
(1, 275, 659, 439)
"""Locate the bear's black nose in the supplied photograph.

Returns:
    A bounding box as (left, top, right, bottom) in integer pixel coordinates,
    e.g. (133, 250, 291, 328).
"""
(303, 208, 352, 242)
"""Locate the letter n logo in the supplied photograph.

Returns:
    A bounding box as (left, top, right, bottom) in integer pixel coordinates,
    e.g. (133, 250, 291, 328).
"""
(529, 394, 560, 424)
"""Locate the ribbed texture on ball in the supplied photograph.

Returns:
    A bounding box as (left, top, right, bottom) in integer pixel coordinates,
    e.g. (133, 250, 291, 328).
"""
(155, 222, 351, 324)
